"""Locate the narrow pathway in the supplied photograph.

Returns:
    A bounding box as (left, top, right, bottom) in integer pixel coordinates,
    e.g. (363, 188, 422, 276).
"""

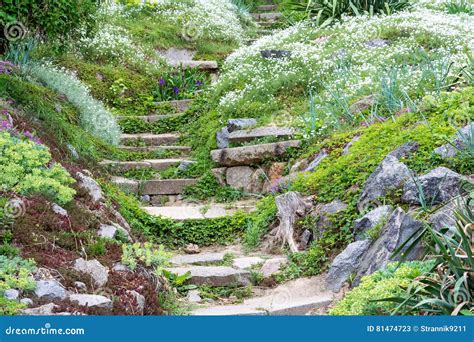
(102, 1, 335, 315)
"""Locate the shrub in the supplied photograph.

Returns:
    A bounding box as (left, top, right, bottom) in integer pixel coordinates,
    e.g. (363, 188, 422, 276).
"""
(28, 63, 121, 145)
(0, 255, 36, 315)
(0, 0, 99, 52)
(0, 131, 76, 204)
(121, 242, 171, 274)
(330, 261, 434, 315)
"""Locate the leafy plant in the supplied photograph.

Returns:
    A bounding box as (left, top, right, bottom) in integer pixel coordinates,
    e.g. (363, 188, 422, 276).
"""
(163, 270, 196, 294)
(153, 68, 208, 101)
(121, 242, 171, 274)
(445, 0, 474, 15)
(383, 197, 473, 315)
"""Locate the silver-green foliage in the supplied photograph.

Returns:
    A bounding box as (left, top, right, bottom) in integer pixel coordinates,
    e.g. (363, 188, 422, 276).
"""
(28, 63, 121, 145)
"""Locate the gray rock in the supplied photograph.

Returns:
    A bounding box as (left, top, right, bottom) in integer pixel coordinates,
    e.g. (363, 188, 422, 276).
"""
(141, 195, 151, 202)
(177, 160, 196, 172)
(20, 298, 33, 306)
(299, 229, 312, 250)
(232, 257, 264, 269)
(52, 204, 68, 217)
(171, 252, 225, 265)
(358, 155, 412, 211)
(428, 202, 457, 231)
(434, 124, 473, 158)
(228, 126, 294, 144)
(326, 240, 372, 292)
(226, 166, 254, 192)
(69, 294, 113, 310)
(216, 119, 258, 149)
(216, 127, 230, 149)
(365, 38, 390, 48)
(250, 168, 266, 193)
(74, 281, 87, 290)
(20, 303, 59, 315)
(313, 200, 348, 237)
(289, 160, 309, 175)
(76, 172, 104, 203)
(98, 223, 131, 241)
(4, 289, 19, 300)
(211, 167, 227, 186)
(354, 207, 424, 284)
(73, 258, 109, 288)
(109, 207, 131, 231)
(260, 258, 287, 278)
(260, 50, 292, 59)
(349, 95, 376, 114)
(388, 142, 419, 159)
(187, 289, 202, 303)
(126, 290, 145, 312)
(112, 263, 131, 273)
(353, 205, 393, 241)
(402, 167, 464, 206)
(184, 244, 200, 254)
(304, 150, 328, 172)
(34, 280, 68, 301)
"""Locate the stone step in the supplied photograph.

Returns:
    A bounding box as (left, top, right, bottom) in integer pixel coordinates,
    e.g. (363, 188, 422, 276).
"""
(117, 113, 184, 123)
(191, 276, 333, 316)
(252, 12, 282, 21)
(112, 177, 198, 195)
(169, 60, 218, 71)
(211, 140, 301, 167)
(120, 133, 180, 146)
(228, 126, 294, 144)
(257, 4, 278, 11)
(170, 252, 226, 266)
(143, 203, 255, 220)
(100, 158, 190, 172)
(191, 295, 332, 316)
(118, 145, 191, 154)
(166, 266, 251, 286)
(155, 99, 193, 113)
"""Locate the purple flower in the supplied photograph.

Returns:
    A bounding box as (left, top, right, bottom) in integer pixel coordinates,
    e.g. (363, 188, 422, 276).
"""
(173, 86, 180, 95)
(0, 120, 12, 131)
(158, 78, 166, 87)
(196, 80, 203, 87)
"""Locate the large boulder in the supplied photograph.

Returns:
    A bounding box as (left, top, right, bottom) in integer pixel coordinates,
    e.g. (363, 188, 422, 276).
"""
(326, 240, 371, 292)
(73, 258, 109, 288)
(354, 207, 423, 284)
(353, 205, 393, 241)
(434, 124, 473, 158)
(34, 280, 68, 301)
(428, 202, 457, 231)
(402, 167, 465, 206)
(358, 155, 412, 211)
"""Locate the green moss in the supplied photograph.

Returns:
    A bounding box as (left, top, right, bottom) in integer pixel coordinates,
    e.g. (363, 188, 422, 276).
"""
(330, 261, 434, 315)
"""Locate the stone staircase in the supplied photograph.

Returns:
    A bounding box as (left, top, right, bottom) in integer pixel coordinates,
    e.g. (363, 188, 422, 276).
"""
(251, 3, 283, 29)
(165, 247, 334, 316)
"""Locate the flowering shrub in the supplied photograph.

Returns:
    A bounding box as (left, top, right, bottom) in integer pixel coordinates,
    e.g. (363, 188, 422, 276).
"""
(0, 130, 76, 205)
(215, 6, 473, 132)
(76, 23, 147, 64)
(28, 63, 121, 145)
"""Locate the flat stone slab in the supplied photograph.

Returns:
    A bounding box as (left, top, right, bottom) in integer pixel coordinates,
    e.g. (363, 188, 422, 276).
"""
(118, 145, 191, 154)
(69, 294, 113, 310)
(143, 203, 255, 220)
(120, 133, 180, 146)
(257, 5, 278, 11)
(228, 126, 294, 144)
(191, 276, 332, 316)
(169, 60, 218, 70)
(211, 140, 301, 167)
(166, 266, 251, 286)
(232, 257, 264, 269)
(252, 12, 282, 21)
(117, 113, 184, 123)
(170, 252, 226, 265)
(155, 99, 193, 113)
(100, 158, 188, 172)
(141, 179, 198, 195)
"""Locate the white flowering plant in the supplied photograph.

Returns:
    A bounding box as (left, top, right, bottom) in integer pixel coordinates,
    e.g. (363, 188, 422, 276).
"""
(213, 5, 473, 134)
